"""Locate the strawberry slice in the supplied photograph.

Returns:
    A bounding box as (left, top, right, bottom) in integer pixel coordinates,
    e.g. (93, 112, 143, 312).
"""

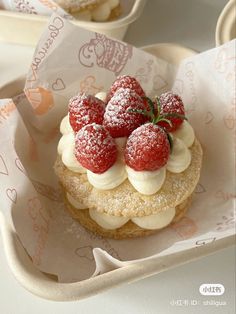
(125, 123, 170, 171)
(103, 88, 147, 138)
(108, 75, 146, 101)
(75, 123, 117, 174)
(158, 92, 185, 132)
(69, 93, 105, 132)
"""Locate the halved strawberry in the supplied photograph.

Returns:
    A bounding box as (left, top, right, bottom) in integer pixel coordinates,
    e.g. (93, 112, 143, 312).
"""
(69, 93, 105, 132)
(158, 92, 185, 132)
(125, 123, 170, 171)
(103, 88, 147, 138)
(108, 75, 146, 101)
(75, 123, 117, 174)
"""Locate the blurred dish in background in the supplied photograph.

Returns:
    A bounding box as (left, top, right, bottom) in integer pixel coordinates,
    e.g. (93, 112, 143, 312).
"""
(0, 0, 147, 45)
(54, 0, 122, 22)
(215, 0, 236, 46)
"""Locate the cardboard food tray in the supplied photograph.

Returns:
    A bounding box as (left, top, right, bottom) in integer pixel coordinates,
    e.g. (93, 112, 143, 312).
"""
(215, 0, 236, 46)
(0, 0, 146, 45)
(0, 43, 235, 301)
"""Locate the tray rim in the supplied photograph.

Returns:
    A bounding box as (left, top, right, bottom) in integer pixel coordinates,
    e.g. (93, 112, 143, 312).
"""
(215, 0, 236, 46)
(0, 0, 147, 29)
(0, 42, 234, 301)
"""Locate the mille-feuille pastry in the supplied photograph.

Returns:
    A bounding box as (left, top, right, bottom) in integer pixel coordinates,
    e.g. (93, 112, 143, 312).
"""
(54, 0, 121, 21)
(54, 75, 203, 239)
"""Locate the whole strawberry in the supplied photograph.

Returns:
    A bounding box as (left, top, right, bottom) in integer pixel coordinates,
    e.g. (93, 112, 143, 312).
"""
(103, 88, 147, 138)
(125, 123, 170, 171)
(108, 75, 146, 101)
(75, 123, 117, 174)
(158, 92, 185, 132)
(69, 93, 105, 132)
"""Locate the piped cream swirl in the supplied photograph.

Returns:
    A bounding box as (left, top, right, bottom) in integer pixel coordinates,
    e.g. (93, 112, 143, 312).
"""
(66, 193, 176, 230)
(171, 120, 195, 147)
(89, 208, 129, 229)
(59, 114, 86, 173)
(58, 109, 195, 195)
(131, 207, 176, 230)
(167, 138, 191, 173)
(87, 160, 127, 190)
(126, 166, 166, 195)
(60, 114, 73, 135)
(66, 193, 87, 209)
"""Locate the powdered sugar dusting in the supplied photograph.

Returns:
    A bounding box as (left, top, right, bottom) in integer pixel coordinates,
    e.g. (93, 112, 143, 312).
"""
(125, 123, 170, 171)
(108, 75, 146, 100)
(75, 123, 117, 173)
(69, 93, 105, 132)
(103, 88, 147, 138)
(159, 92, 185, 132)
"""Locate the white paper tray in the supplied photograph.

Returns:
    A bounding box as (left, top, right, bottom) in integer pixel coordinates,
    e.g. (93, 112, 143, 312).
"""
(0, 0, 146, 45)
(0, 43, 235, 301)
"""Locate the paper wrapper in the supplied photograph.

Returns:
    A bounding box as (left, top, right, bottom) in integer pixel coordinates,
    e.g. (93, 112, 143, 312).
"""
(0, 0, 72, 18)
(0, 15, 235, 283)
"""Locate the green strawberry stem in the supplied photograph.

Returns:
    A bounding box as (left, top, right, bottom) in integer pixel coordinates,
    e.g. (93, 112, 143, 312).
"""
(128, 96, 187, 153)
(166, 132, 173, 151)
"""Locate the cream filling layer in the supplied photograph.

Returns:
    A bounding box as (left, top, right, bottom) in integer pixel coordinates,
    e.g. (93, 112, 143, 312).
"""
(87, 160, 127, 190)
(58, 113, 194, 195)
(126, 166, 166, 195)
(66, 193, 87, 209)
(67, 193, 175, 230)
(95, 91, 107, 103)
(58, 131, 86, 173)
(89, 208, 129, 229)
(171, 120, 195, 148)
(166, 138, 191, 173)
(60, 114, 73, 135)
(91, 0, 119, 21)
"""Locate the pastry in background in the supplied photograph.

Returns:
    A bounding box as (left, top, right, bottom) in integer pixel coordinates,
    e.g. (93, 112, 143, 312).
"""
(55, 0, 122, 21)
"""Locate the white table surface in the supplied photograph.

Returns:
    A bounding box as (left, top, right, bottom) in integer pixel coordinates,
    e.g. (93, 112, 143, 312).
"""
(0, 0, 235, 313)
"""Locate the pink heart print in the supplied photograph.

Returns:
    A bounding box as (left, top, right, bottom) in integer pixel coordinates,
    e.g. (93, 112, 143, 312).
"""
(15, 157, 26, 175)
(195, 183, 206, 194)
(204, 111, 214, 124)
(6, 188, 17, 204)
(75, 246, 94, 261)
(153, 75, 168, 91)
(52, 78, 66, 91)
(173, 79, 184, 94)
(0, 155, 8, 176)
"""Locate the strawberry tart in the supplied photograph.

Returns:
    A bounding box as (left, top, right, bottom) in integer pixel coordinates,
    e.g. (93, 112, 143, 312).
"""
(54, 75, 203, 239)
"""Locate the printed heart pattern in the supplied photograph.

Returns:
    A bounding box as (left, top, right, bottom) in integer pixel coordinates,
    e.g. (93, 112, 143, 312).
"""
(15, 157, 27, 175)
(6, 188, 17, 204)
(153, 75, 168, 91)
(52, 78, 66, 91)
(195, 183, 206, 194)
(204, 111, 214, 124)
(215, 49, 228, 73)
(171, 216, 197, 239)
(173, 79, 184, 94)
(80, 75, 103, 95)
(223, 113, 235, 130)
(216, 212, 235, 232)
(0, 155, 8, 176)
(75, 246, 94, 261)
(135, 59, 153, 84)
